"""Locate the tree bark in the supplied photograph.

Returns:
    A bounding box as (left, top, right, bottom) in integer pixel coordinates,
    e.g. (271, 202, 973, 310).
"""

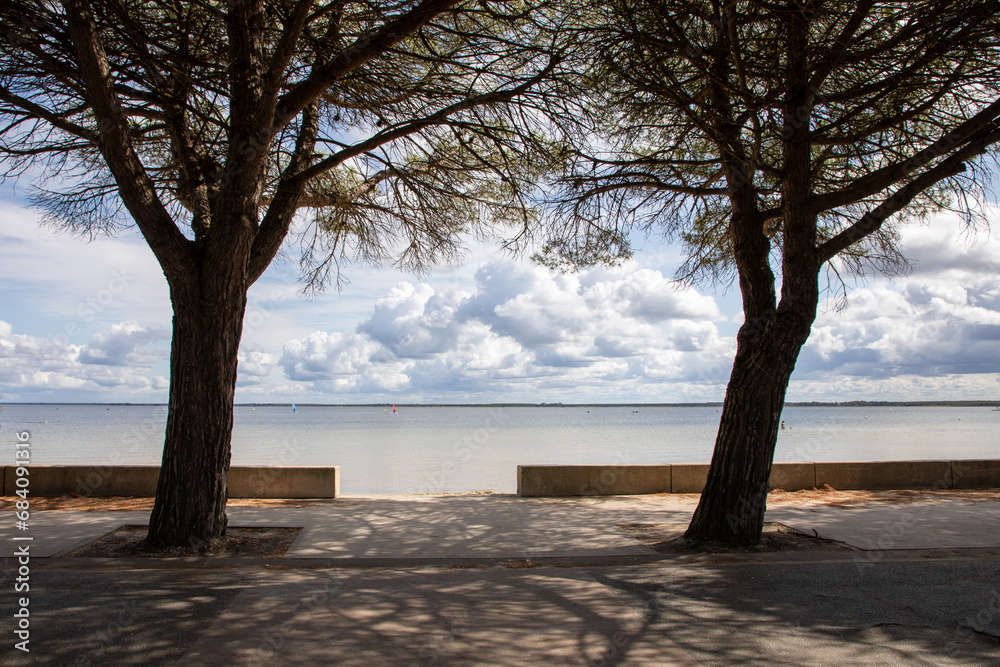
(145, 249, 249, 549)
(685, 304, 815, 544)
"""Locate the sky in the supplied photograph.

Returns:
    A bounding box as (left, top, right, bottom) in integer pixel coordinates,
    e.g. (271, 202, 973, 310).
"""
(1, 191, 999, 404)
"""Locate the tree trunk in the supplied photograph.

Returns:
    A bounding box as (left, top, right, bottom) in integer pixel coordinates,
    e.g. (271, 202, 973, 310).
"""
(685, 303, 816, 545)
(145, 256, 248, 549)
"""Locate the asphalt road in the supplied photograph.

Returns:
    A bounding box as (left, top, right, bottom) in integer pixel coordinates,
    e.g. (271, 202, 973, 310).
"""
(5, 555, 999, 666)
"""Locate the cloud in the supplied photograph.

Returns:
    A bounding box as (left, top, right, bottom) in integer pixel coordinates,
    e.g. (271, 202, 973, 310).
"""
(78, 321, 169, 366)
(779, 213, 1000, 397)
(237, 345, 279, 386)
(0, 320, 169, 397)
(276, 261, 735, 400)
(0, 203, 171, 331)
(4, 204, 998, 404)
(280, 330, 411, 392)
(899, 216, 1000, 277)
(358, 283, 466, 358)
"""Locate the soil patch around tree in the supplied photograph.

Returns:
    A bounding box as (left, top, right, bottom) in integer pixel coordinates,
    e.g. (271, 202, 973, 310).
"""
(618, 521, 854, 553)
(65, 525, 302, 558)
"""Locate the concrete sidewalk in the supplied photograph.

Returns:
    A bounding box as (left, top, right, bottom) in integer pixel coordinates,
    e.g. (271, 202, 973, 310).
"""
(3, 492, 1000, 665)
(6, 492, 1000, 559)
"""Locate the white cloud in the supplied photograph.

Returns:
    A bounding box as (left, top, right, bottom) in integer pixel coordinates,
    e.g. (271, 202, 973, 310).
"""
(275, 261, 737, 400)
(0, 204, 171, 334)
(793, 213, 1000, 392)
(0, 320, 169, 398)
(78, 321, 169, 366)
(3, 197, 998, 403)
(237, 345, 279, 386)
(358, 283, 467, 358)
(280, 330, 411, 392)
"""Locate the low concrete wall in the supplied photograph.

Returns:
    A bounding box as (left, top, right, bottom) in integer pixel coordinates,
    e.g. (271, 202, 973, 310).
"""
(517, 465, 671, 496)
(952, 460, 1000, 489)
(670, 464, 709, 494)
(815, 460, 952, 490)
(769, 462, 816, 491)
(4, 466, 339, 498)
(518, 460, 1000, 496)
(228, 467, 340, 499)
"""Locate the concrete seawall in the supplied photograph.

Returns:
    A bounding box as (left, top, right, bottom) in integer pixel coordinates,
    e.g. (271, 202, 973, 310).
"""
(517, 460, 1000, 496)
(3, 461, 996, 498)
(1, 465, 339, 498)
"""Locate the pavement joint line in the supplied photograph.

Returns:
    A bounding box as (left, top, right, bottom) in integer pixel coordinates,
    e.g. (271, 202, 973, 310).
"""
(24, 546, 1000, 571)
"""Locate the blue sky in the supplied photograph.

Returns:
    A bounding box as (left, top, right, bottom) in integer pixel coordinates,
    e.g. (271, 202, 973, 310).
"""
(1, 190, 999, 404)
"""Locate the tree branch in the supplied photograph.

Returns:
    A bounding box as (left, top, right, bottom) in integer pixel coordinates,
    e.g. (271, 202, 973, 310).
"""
(273, 0, 462, 133)
(288, 54, 561, 188)
(817, 125, 1000, 263)
(0, 86, 97, 145)
(61, 0, 191, 278)
(247, 101, 321, 284)
(809, 97, 1000, 216)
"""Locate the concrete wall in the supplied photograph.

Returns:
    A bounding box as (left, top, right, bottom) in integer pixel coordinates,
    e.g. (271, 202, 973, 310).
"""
(517, 465, 671, 496)
(669, 464, 709, 494)
(228, 467, 340, 499)
(814, 460, 952, 490)
(769, 462, 816, 491)
(517, 460, 1000, 496)
(4, 466, 339, 498)
(5, 460, 997, 498)
(952, 460, 1000, 489)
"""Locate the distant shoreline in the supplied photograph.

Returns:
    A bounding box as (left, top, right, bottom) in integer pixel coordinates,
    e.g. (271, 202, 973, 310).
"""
(5, 400, 999, 408)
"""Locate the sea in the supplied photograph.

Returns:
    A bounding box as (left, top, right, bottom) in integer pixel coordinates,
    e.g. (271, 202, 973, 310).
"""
(3, 404, 998, 495)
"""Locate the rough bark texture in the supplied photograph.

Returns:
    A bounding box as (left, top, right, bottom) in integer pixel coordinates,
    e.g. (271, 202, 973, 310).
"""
(685, 7, 822, 545)
(145, 246, 250, 548)
(3, 0, 562, 549)
(685, 306, 815, 544)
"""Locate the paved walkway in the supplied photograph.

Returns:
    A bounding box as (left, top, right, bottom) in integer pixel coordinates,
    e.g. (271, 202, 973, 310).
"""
(3, 492, 1000, 665)
(6, 492, 1000, 559)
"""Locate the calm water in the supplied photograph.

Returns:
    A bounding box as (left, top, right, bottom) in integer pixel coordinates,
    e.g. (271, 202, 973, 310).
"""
(3, 404, 998, 494)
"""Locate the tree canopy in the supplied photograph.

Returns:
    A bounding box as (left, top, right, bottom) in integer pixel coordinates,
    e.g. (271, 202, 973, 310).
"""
(1, 0, 563, 287)
(0, 0, 567, 547)
(539, 0, 1000, 544)
(544, 0, 1000, 293)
